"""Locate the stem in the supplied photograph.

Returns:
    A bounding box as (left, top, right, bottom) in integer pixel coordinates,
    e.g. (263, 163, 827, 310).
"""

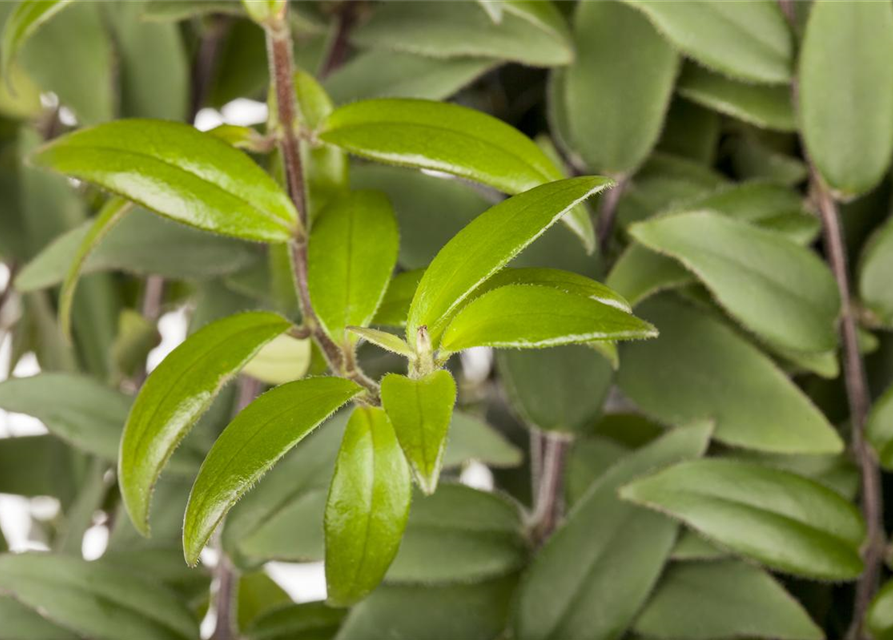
(190, 15, 232, 119)
(531, 431, 571, 543)
(211, 555, 238, 640)
(132, 275, 165, 386)
(596, 177, 627, 256)
(318, 1, 359, 80)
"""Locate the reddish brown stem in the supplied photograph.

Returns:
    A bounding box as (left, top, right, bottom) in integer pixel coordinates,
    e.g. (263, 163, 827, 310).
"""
(532, 431, 571, 543)
(318, 1, 359, 80)
(596, 177, 627, 256)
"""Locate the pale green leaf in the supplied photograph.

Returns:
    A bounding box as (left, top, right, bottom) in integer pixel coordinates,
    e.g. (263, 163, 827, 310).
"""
(348, 326, 413, 358)
(0, 0, 74, 83)
(242, 334, 312, 385)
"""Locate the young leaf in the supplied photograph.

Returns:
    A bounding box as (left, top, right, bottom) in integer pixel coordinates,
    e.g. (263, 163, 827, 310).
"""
(620, 459, 866, 580)
(617, 295, 843, 454)
(867, 382, 893, 470)
(859, 214, 893, 327)
(406, 176, 611, 347)
(0, 552, 199, 640)
(1, 0, 74, 83)
(324, 406, 412, 607)
(563, 0, 678, 174)
(380, 370, 457, 494)
(58, 197, 132, 339)
(348, 327, 414, 358)
(120, 311, 292, 535)
(629, 211, 840, 355)
(677, 64, 795, 132)
(513, 423, 712, 640)
(31, 119, 298, 242)
(184, 377, 363, 565)
(440, 285, 656, 353)
(320, 99, 597, 250)
(799, 0, 893, 197)
(308, 191, 399, 343)
(633, 560, 823, 640)
(623, 0, 793, 84)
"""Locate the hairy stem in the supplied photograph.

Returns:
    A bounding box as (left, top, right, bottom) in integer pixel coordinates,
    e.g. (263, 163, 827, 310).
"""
(532, 431, 571, 543)
(211, 554, 238, 640)
(596, 176, 627, 256)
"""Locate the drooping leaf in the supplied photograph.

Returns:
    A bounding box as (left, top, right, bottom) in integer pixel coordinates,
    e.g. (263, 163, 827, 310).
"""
(183, 377, 363, 565)
(633, 560, 823, 640)
(324, 406, 412, 606)
(563, 0, 678, 174)
(120, 311, 292, 535)
(867, 382, 893, 470)
(623, 0, 793, 84)
(629, 211, 840, 355)
(677, 64, 795, 132)
(241, 334, 312, 385)
(380, 370, 457, 494)
(0, 0, 74, 82)
(350, 1, 573, 67)
(620, 459, 865, 580)
(513, 423, 712, 640)
(799, 0, 893, 197)
(308, 190, 399, 343)
(32, 119, 298, 242)
(406, 176, 611, 347)
(321, 100, 597, 249)
(440, 285, 656, 353)
(617, 295, 843, 454)
(442, 411, 522, 469)
(244, 602, 346, 640)
(0, 552, 199, 640)
(859, 214, 893, 327)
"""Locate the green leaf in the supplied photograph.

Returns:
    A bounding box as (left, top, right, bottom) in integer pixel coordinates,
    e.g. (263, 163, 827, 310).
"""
(657, 98, 720, 164)
(633, 560, 823, 640)
(348, 326, 414, 358)
(406, 176, 611, 347)
(620, 459, 865, 580)
(617, 295, 843, 454)
(513, 423, 712, 640)
(677, 63, 795, 132)
(386, 483, 526, 585)
(562, 0, 678, 174)
(729, 133, 808, 187)
(670, 530, 727, 561)
(380, 370, 457, 494)
(0, 597, 78, 640)
(859, 214, 893, 327)
(236, 572, 290, 633)
(868, 578, 893, 640)
(58, 197, 131, 340)
(324, 406, 412, 606)
(184, 377, 363, 565)
(308, 191, 399, 343)
(241, 334, 312, 385)
(440, 285, 656, 353)
(0, 552, 199, 640)
(0, 435, 72, 498)
(442, 411, 522, 469)
(497, 345, 613, 434)
(799, 0, 893, 197)
(321, 99, 597, 250)
(867, 382, 893, 470)
(351, 1, 573, 67)
(244, 602, 346, 640)
(0, 373, 130, 461)
(629, 211, 840, 355)
(16, 208, 260, 290)
(120, 311, 292, 535)
(31, 119, 298, 242)
(0, 0, 74, 83)
(623, 0, 793, 84)
(607, 243, 693, 307)
(324, 50, 495, 103)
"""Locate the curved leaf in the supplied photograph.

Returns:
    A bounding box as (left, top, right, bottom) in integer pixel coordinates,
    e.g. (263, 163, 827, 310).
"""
(120, 311, 292, 535)
(31, 119, 298, 242)
(184, 377, 363, 565)
(1, 0, 74, 84)
(620, 459, 865, 580)
(324, 406, 411, 606)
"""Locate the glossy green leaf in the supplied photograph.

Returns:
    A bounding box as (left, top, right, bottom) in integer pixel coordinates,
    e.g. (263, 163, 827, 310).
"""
(244, 602, 345, 640)
(184, 377, 362, 565)
(868, 578, 893, 640)
(442, 411, 522, 469)
(441, 285, 656, 353)
(380, 370, 456, 494)
(242, 334, 312, 385)
(0, 552, 199, 640)
(348, 326, 414, 358)
(324, 406, 412, 606)
(120, 311, 292, 535)
(859, 214, 893, 327)
(406, 176, 611, 346)
(514, 423, 712, 640)
(0, 0, 74, 82)
(617, 295, 843, 454)
(32, 119, 298, 242)
(321, 100, 597, 250)
(620, 459, 865, 580)
(630, 211, 840, 354)
(563, 0, 678, 174)
(633, 560, 822, 640)
(623, 0, 793, 84)
(387, 483, 526, 585)
(498, 345, 613, 434)
(0, 373, 130, 461)
(799, 0, 893, 197)
(867, 382, 893, 470)
(351, 1, 573, 67)
(607, 243, 693, 307)
(308, 190, 399, 343)
(677, 64, 795, 132)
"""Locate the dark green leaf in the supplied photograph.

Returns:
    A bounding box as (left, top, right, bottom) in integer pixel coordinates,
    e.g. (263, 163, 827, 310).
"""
(867, 382, 893, 470)
(245, 602, 345, 640)
(442, 411, 522, 469)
